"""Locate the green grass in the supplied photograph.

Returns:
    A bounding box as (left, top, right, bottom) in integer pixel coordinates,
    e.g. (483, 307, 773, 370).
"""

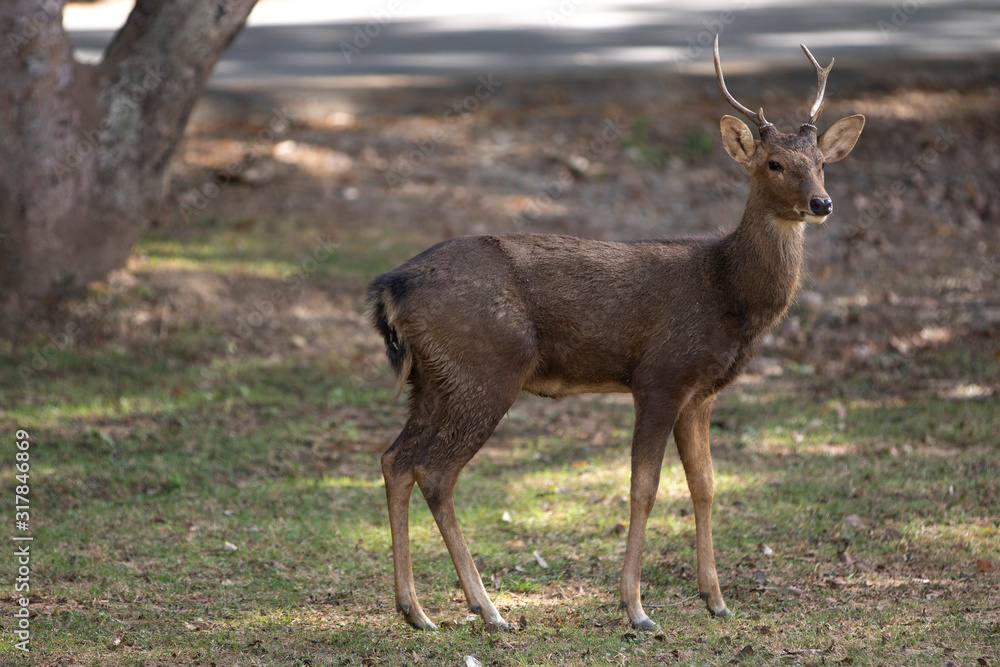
(1, 223, 997, 666)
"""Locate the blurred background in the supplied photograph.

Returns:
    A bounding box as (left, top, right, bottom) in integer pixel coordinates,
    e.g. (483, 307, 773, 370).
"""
(66, 0, 1000, 79)
(57, 0, 1000, 384)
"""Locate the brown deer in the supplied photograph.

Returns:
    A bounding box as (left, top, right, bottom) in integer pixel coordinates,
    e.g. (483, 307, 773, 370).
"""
(366, 36, 864, 630)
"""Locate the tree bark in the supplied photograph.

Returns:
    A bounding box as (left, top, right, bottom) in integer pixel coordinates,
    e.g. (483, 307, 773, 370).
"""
(0, 0, 258, 322)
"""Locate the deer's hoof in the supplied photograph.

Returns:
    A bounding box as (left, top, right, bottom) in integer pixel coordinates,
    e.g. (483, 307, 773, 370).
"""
(399, 604, 438, 631)
(633, 617, 659, 631)
(407, 616, 438, 631)
(485, 620, 510, 632)
(709, 606, 733, 619)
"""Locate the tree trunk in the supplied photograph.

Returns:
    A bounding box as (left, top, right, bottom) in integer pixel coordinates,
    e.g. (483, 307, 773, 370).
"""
(0, 0, 258, 322)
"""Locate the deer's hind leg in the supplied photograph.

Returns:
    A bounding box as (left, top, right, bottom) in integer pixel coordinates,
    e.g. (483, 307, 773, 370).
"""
(382, 408, 440, 630)
(412, 382, 521, 629)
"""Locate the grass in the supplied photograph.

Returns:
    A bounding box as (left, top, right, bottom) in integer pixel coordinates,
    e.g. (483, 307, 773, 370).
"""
(1, 219, 998, 666)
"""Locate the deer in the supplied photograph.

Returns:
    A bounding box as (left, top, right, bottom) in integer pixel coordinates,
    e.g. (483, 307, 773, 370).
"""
(366, 36, 864, 631)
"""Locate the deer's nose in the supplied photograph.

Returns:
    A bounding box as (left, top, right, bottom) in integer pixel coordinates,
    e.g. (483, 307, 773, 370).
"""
(810, 197, 833, 216)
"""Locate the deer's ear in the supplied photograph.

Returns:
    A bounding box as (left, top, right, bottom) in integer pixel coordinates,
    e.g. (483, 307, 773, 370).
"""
(818, 114, 865, 163)
(720, 115, 756, 170)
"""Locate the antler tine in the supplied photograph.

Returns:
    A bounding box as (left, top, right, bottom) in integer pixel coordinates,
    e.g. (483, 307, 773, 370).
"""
(800, 44, 833, 125)
(713, 35, 769, 129)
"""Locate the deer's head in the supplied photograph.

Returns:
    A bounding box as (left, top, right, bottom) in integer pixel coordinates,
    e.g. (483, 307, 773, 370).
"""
(714, 37, 865, 225)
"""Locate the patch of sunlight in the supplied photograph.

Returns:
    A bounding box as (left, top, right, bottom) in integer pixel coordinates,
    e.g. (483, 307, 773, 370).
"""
(137, 245, 297, 279)
(938, 383, 994, 400)
(13, 394, 190, 423)
(494, 461, 757, 524)
(895, 519, 999, 560)
(308, 476, 385, 490)
(848, 397, 907, 410)
(516, 459, 631, 495)
(212, 609, 349, 633)
(750, 438, 856, 457)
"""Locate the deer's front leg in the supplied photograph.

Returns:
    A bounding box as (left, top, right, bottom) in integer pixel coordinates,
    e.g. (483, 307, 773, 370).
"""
(674, 398, 731, 618)
(620, 394, 679, 630)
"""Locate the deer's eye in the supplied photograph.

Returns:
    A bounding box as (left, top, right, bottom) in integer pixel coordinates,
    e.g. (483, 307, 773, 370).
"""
(768, 160, 783, 172)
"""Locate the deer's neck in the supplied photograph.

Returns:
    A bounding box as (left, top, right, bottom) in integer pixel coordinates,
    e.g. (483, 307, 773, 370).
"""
(720, 196, 805, 331)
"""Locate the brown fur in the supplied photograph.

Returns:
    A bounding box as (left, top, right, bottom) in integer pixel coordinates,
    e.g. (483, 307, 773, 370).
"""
(366, 97, 864, 633)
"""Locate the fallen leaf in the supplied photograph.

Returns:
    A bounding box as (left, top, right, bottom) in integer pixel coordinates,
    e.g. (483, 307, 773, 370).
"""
(976, 559, 995, 573)
(505, 539, 525, 548)
(731, 644, 754, 662)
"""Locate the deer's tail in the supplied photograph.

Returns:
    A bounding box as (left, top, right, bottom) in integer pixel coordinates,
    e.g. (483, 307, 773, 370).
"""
(365, 273, 414, 402)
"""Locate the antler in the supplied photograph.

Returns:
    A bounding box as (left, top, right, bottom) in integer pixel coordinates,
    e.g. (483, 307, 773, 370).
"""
(713, 35, 770, 129)
(800, 44, 833, 125)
